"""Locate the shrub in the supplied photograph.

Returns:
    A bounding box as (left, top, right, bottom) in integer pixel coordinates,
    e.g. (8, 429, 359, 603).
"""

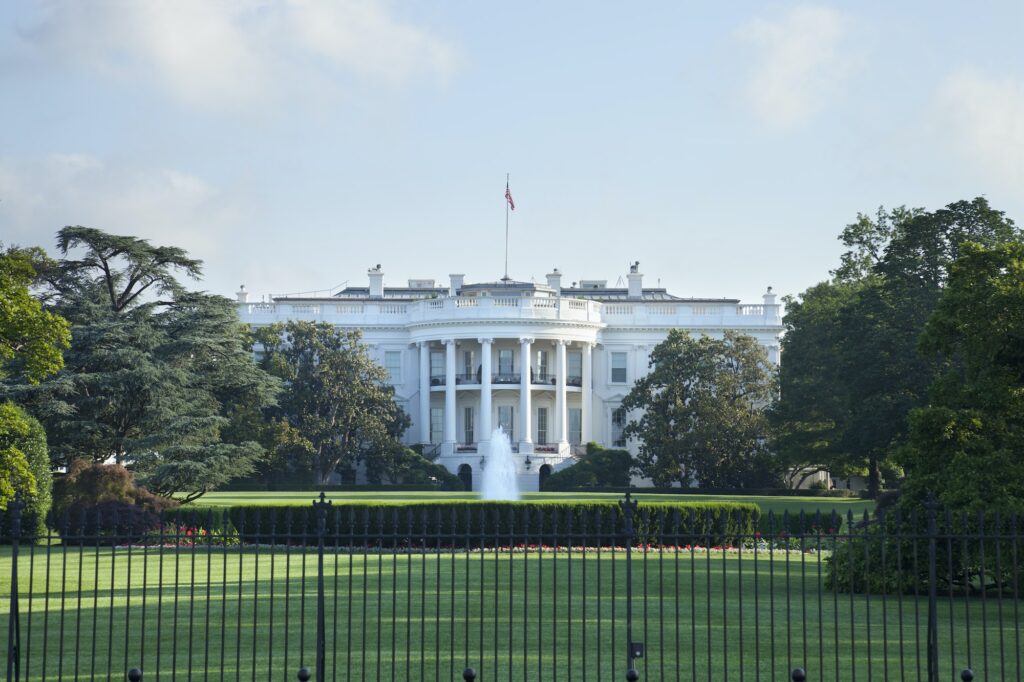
(50, 460, 177, 540)
(167, 500, 760, 548)
(541, 443, 632, 490)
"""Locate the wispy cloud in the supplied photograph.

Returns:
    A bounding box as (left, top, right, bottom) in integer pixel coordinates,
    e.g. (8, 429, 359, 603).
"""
(935, 69, 1024, 189)
(0, 154, 245, 263)
(14, 0, 458, 110)
(735, 5, 857, 131)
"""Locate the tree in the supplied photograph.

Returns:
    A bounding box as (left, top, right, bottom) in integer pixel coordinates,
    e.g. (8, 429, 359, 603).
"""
(5, 227, 280, 501)
(254, 321, 410, 485)
(622, 330, 778, 488)
(0, 244, 70, 383)
(774, 198, 1020, 495)
(0, 245, 69, 515)
(898, 240, 1024, 511)
(541, 442, 632, 490)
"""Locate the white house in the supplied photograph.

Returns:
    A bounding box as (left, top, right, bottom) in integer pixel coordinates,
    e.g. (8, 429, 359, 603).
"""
(235, 263, 783, 491)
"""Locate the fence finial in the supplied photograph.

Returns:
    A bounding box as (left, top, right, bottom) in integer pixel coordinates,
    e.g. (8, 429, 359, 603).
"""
(961, 669, 974, 681)
(625, 668, 640, 681)
(296, 667, 311, 682)
(791, 668, 807, 681)
(462, 667, 477, 680)
(127, 669, 142, 682)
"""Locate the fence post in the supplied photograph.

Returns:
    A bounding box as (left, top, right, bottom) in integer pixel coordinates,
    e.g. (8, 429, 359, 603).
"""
(5, 495, 23, 682)
(620, 492, 640, 681)
(312, 492, 331, 682)
(926, 495, 939, 682)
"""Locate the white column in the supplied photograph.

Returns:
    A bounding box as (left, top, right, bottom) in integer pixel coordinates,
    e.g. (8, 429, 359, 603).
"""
(479, 338, 493, 444)
(418, 341, 430, 444)
(582, 342, 593, 444)
(519, 337, 533, 447)
(556, 340, 568, 446)
(444, 339, 456, 447)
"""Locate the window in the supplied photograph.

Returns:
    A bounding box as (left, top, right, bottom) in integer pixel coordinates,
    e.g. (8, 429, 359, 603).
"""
(498, 405, 514, 440)
(463, 350, 474, 378)
(463, 407, 474, 444)
(430, 407, 444, 444)
(567, 351, 582, 382)
(498, 349, 514, 377)
(536, 407, 548, 445)
(568, 408, 582, 445)
(430, 351, 445, 380)
(536, 350, 549, 381)
(612, 407, 627, 447)
(384, 351, 402, 383)
(611, 352, 628, 383)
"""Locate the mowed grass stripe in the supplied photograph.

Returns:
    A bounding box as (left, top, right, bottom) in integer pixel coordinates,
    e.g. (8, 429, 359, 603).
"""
(1, 545, 1016, 681)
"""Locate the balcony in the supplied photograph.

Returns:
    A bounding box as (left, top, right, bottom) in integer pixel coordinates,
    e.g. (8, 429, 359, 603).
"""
(492, 373, 520, 385)
(455, 373, 479, 385)
(567, 375, 583, 387)
(430, 375, 445, 386)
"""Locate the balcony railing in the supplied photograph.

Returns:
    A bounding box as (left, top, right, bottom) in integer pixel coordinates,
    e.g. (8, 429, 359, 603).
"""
(532, 372, 556, 385)
(492, 373, 520, 384)
(455, 373, 479, 384)
(430, 375, 445, 386)
(567, 375, 583, 387)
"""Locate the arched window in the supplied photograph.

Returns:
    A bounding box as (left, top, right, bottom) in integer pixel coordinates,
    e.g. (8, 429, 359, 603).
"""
(457, 464, 473, 492)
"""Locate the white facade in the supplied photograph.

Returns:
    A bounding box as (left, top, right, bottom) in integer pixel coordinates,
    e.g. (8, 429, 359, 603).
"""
(235, 264, 783, 492)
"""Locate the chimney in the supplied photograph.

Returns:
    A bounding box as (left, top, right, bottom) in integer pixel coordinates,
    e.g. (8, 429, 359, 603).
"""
(763, 286, 776, 306)
(627, 261, 643, 299)
(235, 284, 249, 303)
(368, 265, 384, 298)
(449, 273, 465, 296)
(546, 268, 562, 295)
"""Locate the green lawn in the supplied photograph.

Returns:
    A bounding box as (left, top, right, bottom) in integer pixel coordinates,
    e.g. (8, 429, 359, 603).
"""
(2, 542, 1015, 681)
(188, 490, 875, 521)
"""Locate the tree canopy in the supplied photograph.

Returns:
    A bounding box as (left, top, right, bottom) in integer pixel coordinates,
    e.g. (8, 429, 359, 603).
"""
(773, 197, 1020, 495)
(898, 240, 1024, 511)
(5, 227, 280, 501)
(254, 321, 410, 485)
(622, 330, 778, 488)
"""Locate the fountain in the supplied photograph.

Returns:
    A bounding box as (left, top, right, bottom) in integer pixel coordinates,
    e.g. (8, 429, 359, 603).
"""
(480, 427, 520, 500)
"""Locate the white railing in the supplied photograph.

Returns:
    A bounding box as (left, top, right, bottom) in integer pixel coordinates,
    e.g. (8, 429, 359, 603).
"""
(239, 297, 779, 329)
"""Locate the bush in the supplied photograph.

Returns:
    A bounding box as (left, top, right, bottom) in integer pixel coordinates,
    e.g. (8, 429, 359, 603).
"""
(541, 443, 632, 490)
(166, 500, 760, 548)
(50, 460, 177, 540)
(0, 403, 51, 540)
(826, 509, 1024, 596)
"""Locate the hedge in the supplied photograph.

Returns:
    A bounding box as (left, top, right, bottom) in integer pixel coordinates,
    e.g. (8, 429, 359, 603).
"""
(164, 500, 759, 548)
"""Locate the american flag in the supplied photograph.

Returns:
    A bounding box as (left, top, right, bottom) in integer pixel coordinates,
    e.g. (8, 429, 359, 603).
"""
(505, 183, 515, 211)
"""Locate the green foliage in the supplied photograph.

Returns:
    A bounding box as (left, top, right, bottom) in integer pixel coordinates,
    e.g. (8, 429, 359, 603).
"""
(168, 500, 760, 547)
(774, 198, 1021, 496)
(898, 241, 1024, 512)
(6, 228, 280, 501)
(0, 402, 51, 537)
(254, 321, 410, 485)
(51, 459, 177, 521)
(0, 245, 71, 384)
(623, 330, 779, 488)
(362, 444, 463, 489)
(541, 442, 632, 490)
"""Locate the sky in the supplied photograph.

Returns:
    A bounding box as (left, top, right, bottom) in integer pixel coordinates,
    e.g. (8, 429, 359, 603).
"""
(1, 1, 1022, 304)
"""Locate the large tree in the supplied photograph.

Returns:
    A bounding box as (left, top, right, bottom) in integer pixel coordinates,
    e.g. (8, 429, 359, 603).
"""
(622, 330, 778, 488)
(5, 227, 280, 501)
(0, 245, 69, 512)
(254, 321, 410, 485)
(898, 240, 1024, 510)
(774, 198, 1020, 495)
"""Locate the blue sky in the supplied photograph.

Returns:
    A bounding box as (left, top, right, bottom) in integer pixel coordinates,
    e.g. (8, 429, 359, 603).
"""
(1, 1, 1021, 303)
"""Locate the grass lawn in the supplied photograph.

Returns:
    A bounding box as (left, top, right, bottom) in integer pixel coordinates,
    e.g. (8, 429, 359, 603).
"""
(187, 490, 876, 521)
(2, 542, 1016, 681)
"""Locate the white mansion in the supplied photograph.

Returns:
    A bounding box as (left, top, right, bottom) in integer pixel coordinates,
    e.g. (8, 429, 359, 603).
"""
(236, 264, 783, 491)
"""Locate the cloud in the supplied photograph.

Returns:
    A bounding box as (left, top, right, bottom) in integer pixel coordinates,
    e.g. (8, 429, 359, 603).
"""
(935, 69, 1024, 189)
(0, 154, 246, 266)
(735, 5, 856, 130)
(15, 0, 458, 109)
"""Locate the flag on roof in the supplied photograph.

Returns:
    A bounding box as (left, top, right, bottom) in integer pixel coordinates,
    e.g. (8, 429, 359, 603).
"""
(505, 183, 515, 211)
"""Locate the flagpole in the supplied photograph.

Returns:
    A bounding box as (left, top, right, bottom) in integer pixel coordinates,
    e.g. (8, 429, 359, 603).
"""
(504, 172, 510, 282)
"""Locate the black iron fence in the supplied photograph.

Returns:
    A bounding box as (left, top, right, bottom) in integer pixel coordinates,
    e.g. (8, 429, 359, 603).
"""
(2, 494, 1020, 681)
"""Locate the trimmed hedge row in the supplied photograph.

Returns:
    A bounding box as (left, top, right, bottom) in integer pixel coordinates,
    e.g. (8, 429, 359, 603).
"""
(165, 501, 760, 548)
